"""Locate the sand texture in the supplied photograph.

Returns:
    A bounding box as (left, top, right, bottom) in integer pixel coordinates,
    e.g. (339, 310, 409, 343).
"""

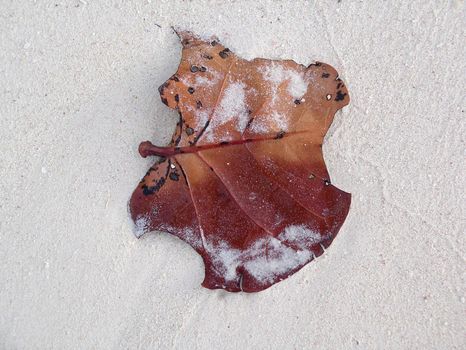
(1, 1, 465, 349)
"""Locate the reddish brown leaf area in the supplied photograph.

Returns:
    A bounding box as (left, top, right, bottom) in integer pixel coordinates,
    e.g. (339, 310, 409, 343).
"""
(129, 30, 351, 293)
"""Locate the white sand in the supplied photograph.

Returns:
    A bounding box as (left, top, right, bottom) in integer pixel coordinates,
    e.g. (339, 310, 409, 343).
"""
(1, 1, 465, 349)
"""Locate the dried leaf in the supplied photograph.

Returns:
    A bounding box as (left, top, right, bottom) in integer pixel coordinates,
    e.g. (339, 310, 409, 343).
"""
(129, 30, 351, 292)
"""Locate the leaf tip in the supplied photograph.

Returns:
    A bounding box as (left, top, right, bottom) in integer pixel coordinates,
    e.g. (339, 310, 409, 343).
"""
(171, 27, 219, 47)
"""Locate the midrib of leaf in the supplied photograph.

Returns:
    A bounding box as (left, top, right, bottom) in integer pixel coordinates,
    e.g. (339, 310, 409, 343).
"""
(138, 129, 309, 157)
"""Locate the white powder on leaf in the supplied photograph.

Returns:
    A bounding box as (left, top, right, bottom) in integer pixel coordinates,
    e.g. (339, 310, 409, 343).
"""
(287, 71, 308, 98)
(278, 224, 322, 249)
(190, 69, 222, 91)
(194, 72, 220, 88)
(133, 215, 150, 238)
(249, 118, 268, 134)
(243, 237, 311, 284)
(216, 82, 249, 130)
(181, 102, 211, 130)
(204, 82, 250, 141)
(194, 75, 211, 87)
(211, 242, 242, 281)
(271, 111, 288, 130)
(260, 63, 308, 100)
(194, 108, 211, 128)
(206, 224, 324, 286)
(250, 111, 289, 134)
(180, 227, 204, 250)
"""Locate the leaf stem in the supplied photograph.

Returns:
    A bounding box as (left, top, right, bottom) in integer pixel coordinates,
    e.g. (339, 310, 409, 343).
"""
(138, 141, 177, 158)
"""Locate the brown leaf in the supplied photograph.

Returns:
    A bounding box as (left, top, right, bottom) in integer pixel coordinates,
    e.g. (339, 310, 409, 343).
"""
(129, 30, 351, 292)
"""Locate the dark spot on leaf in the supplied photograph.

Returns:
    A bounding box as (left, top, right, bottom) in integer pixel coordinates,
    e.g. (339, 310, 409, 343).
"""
(275, 131, 286, 139)
(188, 87, 195, 94)
(211, 40, 217, 46)
(196, 100, 203, 109)
(294, 99, 301, 105)
(322, 73, 330, 78)
(324, 179, 331, 186)
(169, 172, 179, 181)
(200, 66, 207, 72)
(202, 53, 213, 59)
(145, 167, 157, 177)
(335, 90, 347, 101)
(246, 117, 254, 129)
(185, 127, 194, 135)
(174, 94, 179, 102)
(190, 65, 199, 73)
(142, 177, 166, 195)
(219, 48, 230, 59)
